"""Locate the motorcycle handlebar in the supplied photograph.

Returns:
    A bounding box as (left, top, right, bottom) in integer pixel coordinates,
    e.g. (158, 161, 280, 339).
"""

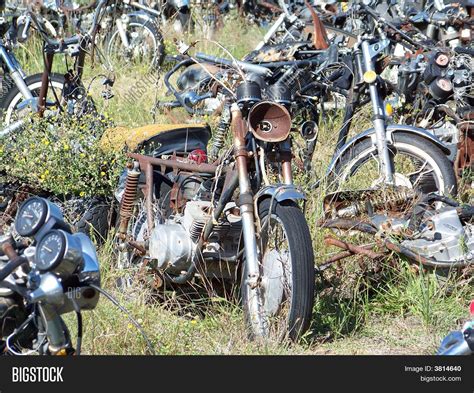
(0, 255, 27, 282)
(195, 52, 272, 77)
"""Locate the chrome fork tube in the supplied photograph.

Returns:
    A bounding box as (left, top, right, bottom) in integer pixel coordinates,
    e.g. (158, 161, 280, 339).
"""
(361, 40, 394, 184)
(116, 18, 130, 49)
(231, 104, 260, 289)
(0, 46, 33, 101)
(39, 305, 68, 353)
(255, 13, 286, 50)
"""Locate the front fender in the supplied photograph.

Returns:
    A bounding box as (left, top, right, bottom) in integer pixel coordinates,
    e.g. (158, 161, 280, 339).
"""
(127, 11, 156, 24)
(255, 185, 305, 209)
(326, 124, 452, 175)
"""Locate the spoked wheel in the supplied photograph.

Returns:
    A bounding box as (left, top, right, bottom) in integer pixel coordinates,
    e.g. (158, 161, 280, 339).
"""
(106, 16, 165, 71)
(0, 73, 65, 126)
(241, 199, 315, 342)
(330, 132, 457, 196)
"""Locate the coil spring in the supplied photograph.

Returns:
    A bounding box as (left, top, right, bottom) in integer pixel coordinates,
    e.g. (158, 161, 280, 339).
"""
(359, 187, 421, 214)
(209, 105, 231, 158)
(118, 162, 141, 235)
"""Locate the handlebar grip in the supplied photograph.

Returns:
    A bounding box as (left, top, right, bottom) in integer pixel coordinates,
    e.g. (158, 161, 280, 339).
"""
(0, 255, 27, 282)
(63, 36, 80, 46)
(455, 46, 474, 56)
(195, 52, 232, 67)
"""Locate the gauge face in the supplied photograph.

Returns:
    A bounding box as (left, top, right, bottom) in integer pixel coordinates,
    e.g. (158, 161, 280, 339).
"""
(35, 230, 66, 272)
(15, 198, 48, 237)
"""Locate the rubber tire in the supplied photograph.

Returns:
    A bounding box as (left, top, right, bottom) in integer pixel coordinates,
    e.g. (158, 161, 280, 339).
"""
(105, 16, 165, 71)
(332, 132, 457, 196)
(0, 73, 65, 125)
(75, 200, 112, 244)
(241, 199, 315, 341)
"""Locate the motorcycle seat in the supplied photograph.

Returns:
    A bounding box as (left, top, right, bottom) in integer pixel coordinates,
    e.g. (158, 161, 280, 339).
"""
(100, 123, 212, 156)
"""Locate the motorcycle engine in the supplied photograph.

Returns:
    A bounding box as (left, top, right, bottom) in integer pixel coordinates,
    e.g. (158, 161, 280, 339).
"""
(401, 206, 474, 264)
(148, 199, 242, 274)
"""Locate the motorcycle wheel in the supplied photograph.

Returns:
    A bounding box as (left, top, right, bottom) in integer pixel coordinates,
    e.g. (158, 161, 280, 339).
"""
(105, 16, 165, 71)
(75, 198, 113, 244)
(330, 132, 457, 196)
(241, 199, 315, 342)
(0, 73, 65, 125)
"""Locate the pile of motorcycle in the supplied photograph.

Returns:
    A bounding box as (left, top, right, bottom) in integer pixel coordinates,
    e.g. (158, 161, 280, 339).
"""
(0, 0, 473, 354)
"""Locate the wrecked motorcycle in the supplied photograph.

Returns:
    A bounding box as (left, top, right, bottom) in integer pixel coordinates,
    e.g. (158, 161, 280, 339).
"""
(320, 187, 474, 271)
(114, 85, 315, 340)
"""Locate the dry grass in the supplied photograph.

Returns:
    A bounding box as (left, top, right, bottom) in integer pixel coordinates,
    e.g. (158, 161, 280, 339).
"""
(12, 16, 474, 355)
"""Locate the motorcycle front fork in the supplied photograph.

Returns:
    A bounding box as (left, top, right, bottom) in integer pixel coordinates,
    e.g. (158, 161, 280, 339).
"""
(230, 105, 260, 289)
(360, 41, 395, 185)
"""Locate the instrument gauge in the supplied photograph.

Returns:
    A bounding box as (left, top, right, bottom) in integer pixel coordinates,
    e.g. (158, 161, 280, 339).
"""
(36, 230, 66, 272)
(15, 197, 48, 237)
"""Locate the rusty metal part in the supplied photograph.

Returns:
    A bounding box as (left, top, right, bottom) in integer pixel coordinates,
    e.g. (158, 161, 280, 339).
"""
(304, 0, 329, 50)
(0, 186, 31, 230)
(281, 155, 293, 185)
(38, 53, 54, 117)
(127, 240, 146, 256)
(323, 187, 421, 219)
(319, 242, 380, 270)
(248, 101, 292, 142)
(324, 236, 384, 259)
(279, 138, 293, 185)
(128, 153, 219, 174)
(118, 162, 141, 235)
(0, 236, 17, 260)
(321, 250, 354, 265)
(455, 111, 474, 177)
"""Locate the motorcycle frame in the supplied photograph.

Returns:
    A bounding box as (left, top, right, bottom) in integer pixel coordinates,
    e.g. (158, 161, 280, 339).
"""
(120, 105, 300, 285)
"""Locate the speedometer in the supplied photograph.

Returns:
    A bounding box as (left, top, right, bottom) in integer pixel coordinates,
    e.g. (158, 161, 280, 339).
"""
(36, 230, 66, 272)
(15, 198, 48, 237)
(35, 230, 84, 277)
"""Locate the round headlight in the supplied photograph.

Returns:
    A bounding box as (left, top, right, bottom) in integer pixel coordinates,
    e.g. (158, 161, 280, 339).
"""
(248, 101, 292, 143)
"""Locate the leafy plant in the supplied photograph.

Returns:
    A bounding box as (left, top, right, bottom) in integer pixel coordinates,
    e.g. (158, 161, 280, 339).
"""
(0, 112, 127, 197)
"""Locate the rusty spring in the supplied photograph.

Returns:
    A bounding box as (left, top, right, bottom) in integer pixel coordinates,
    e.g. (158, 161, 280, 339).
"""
(118, 163, 141, 235)
(354, 187, 421, 215)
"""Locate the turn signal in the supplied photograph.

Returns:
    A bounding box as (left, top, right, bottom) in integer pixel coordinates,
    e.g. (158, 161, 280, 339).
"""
(363, 70, 377, 84)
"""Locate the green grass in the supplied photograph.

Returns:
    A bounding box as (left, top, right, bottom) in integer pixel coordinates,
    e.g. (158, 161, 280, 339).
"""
(8, 17, 474, 355)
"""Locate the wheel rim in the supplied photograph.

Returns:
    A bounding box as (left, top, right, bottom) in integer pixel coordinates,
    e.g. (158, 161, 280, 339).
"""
(335, 141, 446, 194)
(5, 80, 64, 125)
(107, 23, 159, 68)
(246, 213, 294, 340)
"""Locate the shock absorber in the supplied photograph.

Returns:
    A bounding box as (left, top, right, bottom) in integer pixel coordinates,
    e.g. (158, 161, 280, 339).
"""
(118, 161, 141, 236)
(209, 104, 231, 159)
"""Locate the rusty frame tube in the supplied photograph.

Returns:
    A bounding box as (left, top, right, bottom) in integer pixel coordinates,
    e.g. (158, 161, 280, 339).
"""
(128, 153, 219, 174)
(38, 52, 54, 117)
(127, 153, 222, 235)
(324, 236, 383, 259)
